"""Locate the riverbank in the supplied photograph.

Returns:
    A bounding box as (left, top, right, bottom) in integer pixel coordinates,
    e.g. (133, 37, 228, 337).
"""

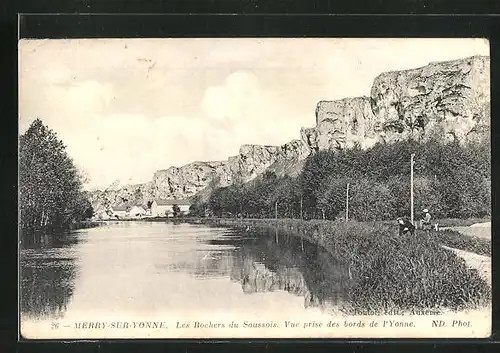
(70, 220, 104, 230)
(20, 220, 104, 246)
(166, 217, 490, 314)
(162, 217, 491, 255)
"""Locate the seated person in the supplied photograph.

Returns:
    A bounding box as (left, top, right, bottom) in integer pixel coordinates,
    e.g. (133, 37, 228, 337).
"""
(421, 209, 432, 230)
(397, 217, 415, 236)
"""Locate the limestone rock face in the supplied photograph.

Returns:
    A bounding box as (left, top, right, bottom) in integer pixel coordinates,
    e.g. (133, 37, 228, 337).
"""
(267, 139, 311, 177)
(91, 55, 490, 207)
(152, 161, 226, 200)
(89, 181, 154, 210)
(303, 56, 490, 150)
(149, 142, 311, 201)
(370, 55, 490, 143)
(91, 140, 313, 207)
(313, 97, 380, 150)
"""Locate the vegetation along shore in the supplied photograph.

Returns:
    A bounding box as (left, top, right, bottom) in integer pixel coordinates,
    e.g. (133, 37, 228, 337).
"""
(163, 216, 491, 314)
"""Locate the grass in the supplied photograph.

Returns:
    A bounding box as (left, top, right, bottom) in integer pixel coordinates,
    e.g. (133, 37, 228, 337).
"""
(193, 217, 491, 314)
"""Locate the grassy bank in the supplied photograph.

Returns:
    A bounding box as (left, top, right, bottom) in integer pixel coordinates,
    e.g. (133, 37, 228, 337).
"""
(181, 217, 490, 314)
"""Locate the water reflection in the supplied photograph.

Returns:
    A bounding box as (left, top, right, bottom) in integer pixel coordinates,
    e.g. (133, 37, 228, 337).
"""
(20, 232, 80, 320)
(172, 225, 350, 311)
(212, 228, 349, 310)
(20, 222, 349, 321)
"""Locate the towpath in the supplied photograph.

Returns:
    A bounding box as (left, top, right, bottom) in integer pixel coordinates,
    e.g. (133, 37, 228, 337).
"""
(440, 222, 491, 286)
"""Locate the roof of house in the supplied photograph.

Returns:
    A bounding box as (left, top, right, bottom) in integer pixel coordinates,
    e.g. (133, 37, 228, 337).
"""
(111, 205, 129, 211)
(154, 199, 191, 206)
(130, 205, 146, 211)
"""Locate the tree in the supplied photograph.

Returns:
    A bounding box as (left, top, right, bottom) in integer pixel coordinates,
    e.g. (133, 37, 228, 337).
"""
(19, 119, 90, 237)
(413, 176, 444, 219)
(172, 204, 181, 217)
(189, 195, 207, 217)
(270, 176, 302, 218)
(349, 178, 394, 221)
(317, 177, 349, 220)
(84, 204, 94, 219)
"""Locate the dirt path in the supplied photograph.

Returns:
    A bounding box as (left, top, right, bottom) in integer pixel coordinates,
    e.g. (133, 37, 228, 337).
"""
(441, 245, 491, 287)
(440, 222, 491, 240)
(439, 223, 491, 286)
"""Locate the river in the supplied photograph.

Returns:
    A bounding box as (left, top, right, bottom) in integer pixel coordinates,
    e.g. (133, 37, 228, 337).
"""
(20, 221, 350, 338)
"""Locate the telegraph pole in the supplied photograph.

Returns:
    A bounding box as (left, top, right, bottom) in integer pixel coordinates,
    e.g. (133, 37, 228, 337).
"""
(410, 153, 415, 224)
(300, 195, 303, 219)
(346, 182, 350, 222)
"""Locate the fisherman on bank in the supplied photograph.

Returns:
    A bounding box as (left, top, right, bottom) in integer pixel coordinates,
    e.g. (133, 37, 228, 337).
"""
(421, 208, 432, 231)
(397, 216, 415, 236)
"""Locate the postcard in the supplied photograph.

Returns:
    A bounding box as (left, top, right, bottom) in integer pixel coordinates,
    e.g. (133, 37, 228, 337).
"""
(19, 38, 491, 339)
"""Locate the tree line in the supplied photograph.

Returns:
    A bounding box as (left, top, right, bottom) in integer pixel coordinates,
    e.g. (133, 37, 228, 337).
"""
(19, 119, 93, 239)
(190, 137, 490, 221)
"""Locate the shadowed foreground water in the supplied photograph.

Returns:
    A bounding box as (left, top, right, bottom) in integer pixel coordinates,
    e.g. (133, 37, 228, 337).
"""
(20, 222, 349, 322)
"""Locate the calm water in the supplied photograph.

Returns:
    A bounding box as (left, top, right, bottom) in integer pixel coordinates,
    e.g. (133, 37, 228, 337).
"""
(20, 222, 349, 324)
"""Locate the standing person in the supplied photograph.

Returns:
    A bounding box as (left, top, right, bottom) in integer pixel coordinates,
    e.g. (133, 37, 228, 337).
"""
(421, 208, 432, 231)
(397, 216, 415, 236)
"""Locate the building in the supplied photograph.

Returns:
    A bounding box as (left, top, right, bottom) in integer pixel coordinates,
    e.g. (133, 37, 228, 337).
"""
(111, 205, 129, 219)
(151, 199, 191, 217)
(129, 205, 147, 218)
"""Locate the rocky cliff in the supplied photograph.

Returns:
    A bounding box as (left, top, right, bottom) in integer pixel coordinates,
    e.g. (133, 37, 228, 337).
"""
(90, 55, 490, 209)
(370, 55, 490, 144)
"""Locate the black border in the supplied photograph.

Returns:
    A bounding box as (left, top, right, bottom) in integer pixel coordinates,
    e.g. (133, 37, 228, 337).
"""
(4, 11, 500, 353)
(6, 1, 500, 15)
(15, 13, 500, 39)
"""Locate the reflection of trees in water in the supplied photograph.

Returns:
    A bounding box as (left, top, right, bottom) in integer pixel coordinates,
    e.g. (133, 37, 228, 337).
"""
(20, 235, 78, 320)
(21, 231, 80, 249)
(205, 229, 350, 310)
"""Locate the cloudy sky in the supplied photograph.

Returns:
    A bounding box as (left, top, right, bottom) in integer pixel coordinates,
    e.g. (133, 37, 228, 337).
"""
(19, 38, 489, 190)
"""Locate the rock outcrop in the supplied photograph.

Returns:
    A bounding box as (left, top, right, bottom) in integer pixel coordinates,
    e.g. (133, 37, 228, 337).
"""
(312, 97, 381, 150)
(90, 182, 155, 209)
(370, 55, 490, 144)
(305, 55, 490, 149)
(90, 141, 312, 207)
(90, 55, 490, 208)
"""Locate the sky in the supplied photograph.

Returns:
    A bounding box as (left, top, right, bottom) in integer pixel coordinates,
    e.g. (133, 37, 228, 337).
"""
(19, 38, 489, 190)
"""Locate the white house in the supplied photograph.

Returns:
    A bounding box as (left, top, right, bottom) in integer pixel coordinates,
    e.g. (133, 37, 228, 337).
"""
(151, 199, 191, 217)
(111, 205, 129, 219)
(129, 205, 147, 218)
